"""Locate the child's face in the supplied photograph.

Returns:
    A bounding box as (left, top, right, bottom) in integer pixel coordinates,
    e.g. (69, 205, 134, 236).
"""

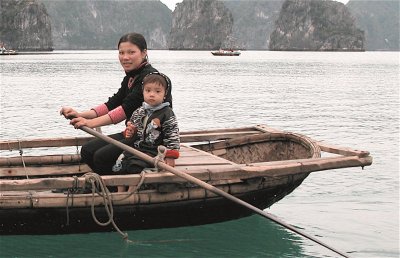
(143, 82, 166, 106)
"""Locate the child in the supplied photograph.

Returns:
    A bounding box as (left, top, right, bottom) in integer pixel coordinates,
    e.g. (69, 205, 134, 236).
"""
(113, 72, 180, 192)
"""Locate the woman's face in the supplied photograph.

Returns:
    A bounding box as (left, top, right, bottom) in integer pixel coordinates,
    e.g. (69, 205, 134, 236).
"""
(118, 42, 147, 72)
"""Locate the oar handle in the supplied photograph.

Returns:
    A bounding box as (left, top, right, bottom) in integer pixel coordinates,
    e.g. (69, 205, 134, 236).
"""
(79, 125, 350, 258)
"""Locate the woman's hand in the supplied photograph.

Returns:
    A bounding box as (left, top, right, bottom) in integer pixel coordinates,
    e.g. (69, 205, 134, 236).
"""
(60, 107, 79, 119)
(70, 117, 92, 129)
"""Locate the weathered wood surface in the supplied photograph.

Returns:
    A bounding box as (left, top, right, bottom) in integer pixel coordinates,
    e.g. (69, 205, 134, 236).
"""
(0, 146, 215, 167)
(0, 137, 93, 150)
(0, 172, 308, 209)
(0, 178, 265, 208)
(317, 141, 370, 157)
(0, 125, 373, 192)
(0, 154, 81, 166)
(0, 146, 232, 178)
(0, 155, 372, 192)
(254, 125, 370, 157)
(181, 126, 262, 136)
(0, 125, 370, 158)
(0, 164, 91, 178)
(1, 151, 372, 209)
(175, 146, 236, 166)
(195, 132, 320, 154)
(0, 126, 263, 150)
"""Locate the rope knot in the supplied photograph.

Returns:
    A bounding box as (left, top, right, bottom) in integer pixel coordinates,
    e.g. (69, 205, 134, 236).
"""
(154, 145, 166, 171)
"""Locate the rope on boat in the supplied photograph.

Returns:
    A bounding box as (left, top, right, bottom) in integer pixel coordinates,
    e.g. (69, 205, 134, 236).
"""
(63, 169, 147, 237)
(153, 146, 165, 171)
(18, 140, 29, 179)
(112, 170, 147, 202)
(135, 170, 147, 191)
(84, 172, 131, 242)
(65, 176, 79, 225)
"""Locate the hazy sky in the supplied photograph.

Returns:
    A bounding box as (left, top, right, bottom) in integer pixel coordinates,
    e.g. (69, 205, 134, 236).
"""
(160, 0, 350, 11)
(160, 0, 180, 10)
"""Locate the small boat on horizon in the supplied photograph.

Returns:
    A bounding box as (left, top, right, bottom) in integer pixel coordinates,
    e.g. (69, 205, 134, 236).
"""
(211, 49, 241, 56)
(0, 49, 18, 55)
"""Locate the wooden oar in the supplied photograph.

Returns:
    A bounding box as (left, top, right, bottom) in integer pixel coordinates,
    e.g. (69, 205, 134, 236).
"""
(79, 125, 350, 258)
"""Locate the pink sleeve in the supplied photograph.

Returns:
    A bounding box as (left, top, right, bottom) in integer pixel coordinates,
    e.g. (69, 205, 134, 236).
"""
(92, 104, 109, 117)
(108, 106, 127, 124)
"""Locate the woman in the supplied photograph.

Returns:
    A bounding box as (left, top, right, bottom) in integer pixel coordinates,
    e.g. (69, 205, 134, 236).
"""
(60, 32, 172, 174)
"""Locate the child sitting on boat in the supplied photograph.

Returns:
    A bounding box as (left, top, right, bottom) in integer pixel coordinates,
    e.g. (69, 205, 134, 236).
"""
(113, 72, 180, 192)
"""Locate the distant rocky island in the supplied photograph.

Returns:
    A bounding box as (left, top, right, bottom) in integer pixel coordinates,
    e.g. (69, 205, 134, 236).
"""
(0, 0, 53, 51)
(269, 0, 364, 51)
(0, 0, 398, 51)
(347, 0, 399, 51)
(169, 0, 234, 50)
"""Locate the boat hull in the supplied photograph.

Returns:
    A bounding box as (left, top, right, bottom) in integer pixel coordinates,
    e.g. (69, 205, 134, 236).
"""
(0, 51, 18, 55)
(0, 175, 306, 235)
(211, 52, 240, 56)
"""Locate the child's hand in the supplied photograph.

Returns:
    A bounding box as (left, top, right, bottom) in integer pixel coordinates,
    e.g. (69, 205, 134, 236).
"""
(124, 121, 136, 138)
(164, 157, 175, 167)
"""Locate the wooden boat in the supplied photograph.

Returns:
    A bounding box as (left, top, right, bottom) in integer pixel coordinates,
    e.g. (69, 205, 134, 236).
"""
(0, 125, 372, 235)
(0, 49, 18, 55)
(211, 49, 241, 56)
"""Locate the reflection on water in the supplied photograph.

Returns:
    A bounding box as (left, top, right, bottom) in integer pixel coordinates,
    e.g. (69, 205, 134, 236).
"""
(0, 50, 399, 257)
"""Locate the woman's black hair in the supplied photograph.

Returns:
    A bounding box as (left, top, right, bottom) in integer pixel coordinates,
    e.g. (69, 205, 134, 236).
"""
(118, 32, 147, 51)
(118, 33, 148, 62)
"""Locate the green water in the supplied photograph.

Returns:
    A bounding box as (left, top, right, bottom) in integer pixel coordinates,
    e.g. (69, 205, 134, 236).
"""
(1, 216, 308, 257)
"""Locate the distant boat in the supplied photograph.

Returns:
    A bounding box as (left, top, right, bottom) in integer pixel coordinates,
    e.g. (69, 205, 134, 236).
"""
(0, 49, 18, 55)
(211, 49, 241, 56)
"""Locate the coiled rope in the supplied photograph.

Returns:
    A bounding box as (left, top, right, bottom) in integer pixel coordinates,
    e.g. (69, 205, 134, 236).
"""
(84, 172, 131, 242)
(63, 171, 148, 241)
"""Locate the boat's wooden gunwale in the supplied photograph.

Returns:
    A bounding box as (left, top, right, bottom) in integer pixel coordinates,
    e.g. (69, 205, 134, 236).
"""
(254, 124, 369, 157)
(0, 128, 263, 151)
(0, 137, 92, 150)
(181, 126, 257, 135)
(195, 132, 321, 158)
(0, 125, 271, 151)
(0, 164, 91, 178)
(0, 125, 369, 158)
(0, 154, 81, 166)
(0, 155, 372, 192)
(317, 141, 370, 157)
(0, 133, 366, 168)
(0, 173, 306, 209)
